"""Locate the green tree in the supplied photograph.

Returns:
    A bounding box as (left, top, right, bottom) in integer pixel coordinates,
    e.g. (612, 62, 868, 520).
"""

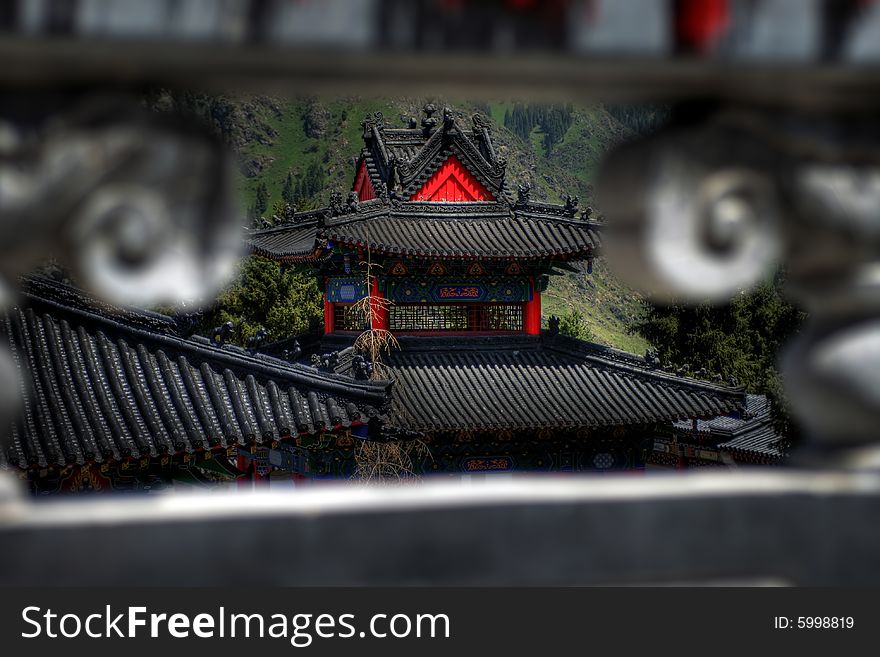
(200, 256, 323, 346)
(281, 172, 296, 206)
(630, 280, 805, 437)
(559, 308, 594, 342)
(254, 182, 269, 217)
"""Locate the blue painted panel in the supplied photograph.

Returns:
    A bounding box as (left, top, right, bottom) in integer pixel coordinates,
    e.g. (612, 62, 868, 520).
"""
(326, 277, 368, 302)
(387, 278, 530, 303)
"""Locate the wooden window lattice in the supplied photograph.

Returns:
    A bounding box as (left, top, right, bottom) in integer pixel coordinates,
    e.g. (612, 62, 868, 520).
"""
(333, 303, 370, 331)
(389, 303, 523, 332)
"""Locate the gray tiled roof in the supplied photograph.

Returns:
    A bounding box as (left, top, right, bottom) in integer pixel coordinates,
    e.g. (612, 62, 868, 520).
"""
(248, 108, 599, 262)
(335, 334, 746, 432)
(673, 394, 786, 460)
(248, 203, 600, 260)
(1, 278, 390, 468)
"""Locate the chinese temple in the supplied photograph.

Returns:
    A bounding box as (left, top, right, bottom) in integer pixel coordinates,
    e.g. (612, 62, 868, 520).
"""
(649, 394, 786, 468)
(247, 105, 781, 476)
(1, 276, 390, 493)
(0, 106, 786, 494)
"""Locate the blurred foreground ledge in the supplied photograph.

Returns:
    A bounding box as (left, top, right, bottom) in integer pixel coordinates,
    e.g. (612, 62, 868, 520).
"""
(1, 467, 879, 586)
(4, 36, 880, 110)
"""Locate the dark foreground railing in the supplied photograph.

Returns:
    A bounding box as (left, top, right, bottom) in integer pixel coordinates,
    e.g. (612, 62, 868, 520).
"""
(1, 467, 878, 586)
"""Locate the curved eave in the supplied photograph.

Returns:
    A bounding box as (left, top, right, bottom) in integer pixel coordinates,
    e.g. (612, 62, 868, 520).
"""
(380, 335, 746, 434)
(2, 283, 393, 470)
(321, 214, 601, 261)
(248, 244, 327, 263)
(322, 237, 598, 260)
(8, 419, 378, 472)
(246, 222, 323, 262)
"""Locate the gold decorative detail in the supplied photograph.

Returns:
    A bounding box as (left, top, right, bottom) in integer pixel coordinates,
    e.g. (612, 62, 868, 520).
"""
(389, 261, 408, 276)
(427, 261, 447, 276)
(467, 261, 486, 276)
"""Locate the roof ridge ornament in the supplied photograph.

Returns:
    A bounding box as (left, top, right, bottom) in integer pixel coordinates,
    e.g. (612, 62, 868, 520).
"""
(374, 180, 390, 204)
(246, 327, 269, 352)
(442, 106, 456, 133)
(516, 181, 532, 207)
(362, 111, 385, 130)
(173, 308, 203, 338)
(327, 190, 367, 219)
(277, 203, 298, 224)
(472, 112, 499, 164)
(421, 103, 439, 135)
(472, 112, 491, 132)
(563, 194, 579, 217)
(315, 351, 340, 372)
(328, 191, 345, 216)
(211, 321, 234, 346)
(346, 191, 360, 213)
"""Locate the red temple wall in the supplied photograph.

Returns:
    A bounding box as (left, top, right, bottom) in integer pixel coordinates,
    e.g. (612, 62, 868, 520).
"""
(370, 276, 389, 330)
(410, 154, 494, 202)
(353, 160, 376, 201)
(524, 277, 541, 335)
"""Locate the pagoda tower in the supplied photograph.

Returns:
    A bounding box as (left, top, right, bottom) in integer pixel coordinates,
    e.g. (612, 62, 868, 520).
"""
(249, 105, 751, 475)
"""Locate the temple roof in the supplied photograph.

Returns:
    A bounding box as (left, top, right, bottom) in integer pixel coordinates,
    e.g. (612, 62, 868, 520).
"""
(247, 105, 599, 262)
(331, 334, 747, 433)
(249, 201, 600, 261)
(1, 278, 390, 469)
(672, 394, 786, 462)
(360, 108, 506, 200)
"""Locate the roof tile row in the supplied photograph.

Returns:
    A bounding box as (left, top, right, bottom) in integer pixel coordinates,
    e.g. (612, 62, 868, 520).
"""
(2, 280, 389, 468)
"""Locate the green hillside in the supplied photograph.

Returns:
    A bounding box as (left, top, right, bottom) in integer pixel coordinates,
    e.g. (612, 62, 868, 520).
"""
(162, 92, 650, 354)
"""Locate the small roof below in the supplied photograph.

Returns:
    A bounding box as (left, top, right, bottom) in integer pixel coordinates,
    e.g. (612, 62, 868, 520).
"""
(1, 278, 390, 469)
(332, 334, 746, 433)
(672, 394, 786, 462)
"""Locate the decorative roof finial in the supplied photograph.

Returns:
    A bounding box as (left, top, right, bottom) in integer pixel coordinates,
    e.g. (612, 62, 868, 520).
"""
(563, 194, 579, 217)
(211, 321, 234, 346)
(246, 327, 269, 352)
(374, 180, 389, 204)
(281, 340, 302, 362)
(317, 351, 339, 372)
(173, 309, 203, 338)
(516, 181, 532, 206)
(442, 106, 455, 131)
(352, 354, 374, 380)
(472, 113, 491, 131)
(421, 103, 439, 135)
(328, 191, 345, 216)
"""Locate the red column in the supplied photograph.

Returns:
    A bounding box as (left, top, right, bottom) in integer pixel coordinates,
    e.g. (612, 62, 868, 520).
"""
(323, 277, 334, 334)
(324, 298, 334, 334)
(524, 277, 541, 335)
(236, 453, 252, 490)
(370, 276, 389, 331)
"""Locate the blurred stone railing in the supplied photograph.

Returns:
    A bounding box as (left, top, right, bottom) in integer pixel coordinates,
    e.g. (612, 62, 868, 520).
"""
(1, 469, 879, 586)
